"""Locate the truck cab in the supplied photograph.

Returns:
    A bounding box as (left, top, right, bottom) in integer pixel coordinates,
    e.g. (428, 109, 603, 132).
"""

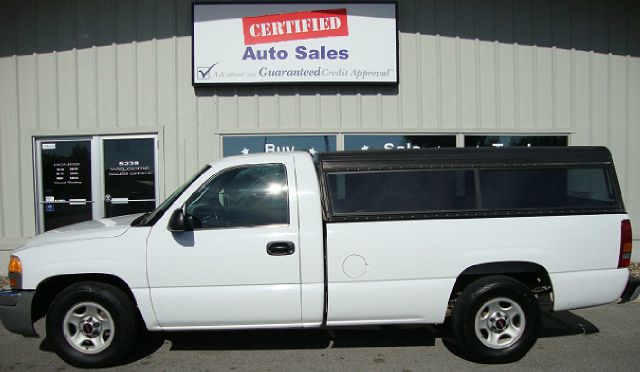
(145, 152, 325, 329)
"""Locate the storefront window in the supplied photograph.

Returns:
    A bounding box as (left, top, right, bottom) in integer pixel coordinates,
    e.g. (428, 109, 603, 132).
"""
(223, 135, 337, 157)
(464, 135, 568, 147)
(344, 135, 456, 151)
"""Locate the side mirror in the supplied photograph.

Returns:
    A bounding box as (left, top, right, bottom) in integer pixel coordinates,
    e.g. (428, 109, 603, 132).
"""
(167, 208, 194, 232)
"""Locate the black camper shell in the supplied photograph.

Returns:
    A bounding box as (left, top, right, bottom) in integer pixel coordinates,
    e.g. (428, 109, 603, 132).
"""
(316, 147, 625, 222)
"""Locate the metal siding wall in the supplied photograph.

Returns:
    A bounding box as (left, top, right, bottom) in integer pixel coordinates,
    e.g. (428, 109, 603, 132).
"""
(0, 0, 639, 260)
(0, 2, 16, 243)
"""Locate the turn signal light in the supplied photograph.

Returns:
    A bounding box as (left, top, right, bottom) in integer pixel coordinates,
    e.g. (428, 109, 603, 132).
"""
(8, 255, 22, 274)
(8, 255, 22, 289)
(618, 220, 632, 268)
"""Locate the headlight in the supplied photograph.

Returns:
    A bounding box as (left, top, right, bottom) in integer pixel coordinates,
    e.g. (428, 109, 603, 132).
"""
(8, 255, 22, 289)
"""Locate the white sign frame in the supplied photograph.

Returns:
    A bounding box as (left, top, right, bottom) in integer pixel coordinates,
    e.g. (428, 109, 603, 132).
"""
(192, 1, 398, 85)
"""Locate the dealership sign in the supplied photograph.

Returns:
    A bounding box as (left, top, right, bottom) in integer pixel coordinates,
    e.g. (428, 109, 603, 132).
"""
(193, 2, 398, 85)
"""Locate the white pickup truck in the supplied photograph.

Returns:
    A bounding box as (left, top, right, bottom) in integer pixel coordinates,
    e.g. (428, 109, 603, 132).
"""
(0, 147, 633, 367)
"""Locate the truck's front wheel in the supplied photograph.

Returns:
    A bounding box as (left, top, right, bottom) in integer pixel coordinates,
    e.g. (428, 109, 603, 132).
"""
(451, 275, 540, 363)
(46, 282, 138, 368)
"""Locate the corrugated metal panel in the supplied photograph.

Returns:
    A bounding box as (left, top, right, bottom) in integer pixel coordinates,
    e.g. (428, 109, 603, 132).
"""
(0, 0, 639, 248)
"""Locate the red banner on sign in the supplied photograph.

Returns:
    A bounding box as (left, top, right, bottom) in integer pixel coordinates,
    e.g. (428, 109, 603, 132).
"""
(242, 8, 349, 45)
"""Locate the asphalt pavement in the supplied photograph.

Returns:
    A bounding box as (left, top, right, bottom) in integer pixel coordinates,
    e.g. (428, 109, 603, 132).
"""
(0, 301, 638, 371)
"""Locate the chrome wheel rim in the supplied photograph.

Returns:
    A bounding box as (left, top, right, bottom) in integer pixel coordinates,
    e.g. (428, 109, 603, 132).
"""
(474, 297, 525, 349)
(62, 302, 114, 354)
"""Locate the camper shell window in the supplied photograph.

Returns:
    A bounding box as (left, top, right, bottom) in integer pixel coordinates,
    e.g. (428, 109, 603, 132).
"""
(317, 147, 624, 222)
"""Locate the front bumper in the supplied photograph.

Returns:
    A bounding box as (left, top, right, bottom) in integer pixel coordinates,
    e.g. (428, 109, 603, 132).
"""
(0, 290, 38, 337)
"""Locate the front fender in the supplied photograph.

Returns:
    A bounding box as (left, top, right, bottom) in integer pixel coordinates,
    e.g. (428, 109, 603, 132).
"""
(16, 227, 150, 290)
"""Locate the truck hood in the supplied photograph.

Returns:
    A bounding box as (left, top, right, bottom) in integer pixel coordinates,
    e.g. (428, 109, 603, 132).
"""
(15, 214, 142, 251)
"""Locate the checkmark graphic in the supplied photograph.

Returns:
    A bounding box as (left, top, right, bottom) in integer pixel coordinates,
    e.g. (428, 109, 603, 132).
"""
(197, 63, 218, 80)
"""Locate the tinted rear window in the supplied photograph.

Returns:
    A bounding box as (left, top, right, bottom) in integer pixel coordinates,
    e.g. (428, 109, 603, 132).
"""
(479, 167, 617, 210)
(329, 169, 476, 215)
(326, 166, 620, 216)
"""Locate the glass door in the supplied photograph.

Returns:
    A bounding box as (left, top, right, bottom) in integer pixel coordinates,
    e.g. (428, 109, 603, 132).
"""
(102, 136, 158, 218)
(37, 140, 94, 232)
(35, 134, 159, 233)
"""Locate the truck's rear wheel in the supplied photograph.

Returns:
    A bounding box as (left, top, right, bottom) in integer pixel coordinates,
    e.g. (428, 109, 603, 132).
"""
(46, 282, 138, 368)
(451, 275, 540, 363)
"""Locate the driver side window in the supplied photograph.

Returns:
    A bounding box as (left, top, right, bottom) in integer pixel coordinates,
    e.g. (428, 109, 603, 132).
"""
(185, 163, 289, 229)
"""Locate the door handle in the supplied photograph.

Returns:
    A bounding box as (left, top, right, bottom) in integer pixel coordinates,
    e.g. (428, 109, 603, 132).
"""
(266, 241, 295, 256)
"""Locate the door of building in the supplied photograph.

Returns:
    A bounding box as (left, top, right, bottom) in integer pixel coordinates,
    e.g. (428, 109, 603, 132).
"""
(37, 139, 94, 231)
(102, 137, 157, 218)
(35, 135, 158, 233)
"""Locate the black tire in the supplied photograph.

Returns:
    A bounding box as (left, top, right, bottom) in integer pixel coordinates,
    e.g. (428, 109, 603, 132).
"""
(451, 275, 541, 364)
(46, 282, 139, 368)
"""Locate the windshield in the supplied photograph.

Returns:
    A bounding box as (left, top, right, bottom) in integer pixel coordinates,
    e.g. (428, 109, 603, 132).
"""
(132, 165, 211, 226)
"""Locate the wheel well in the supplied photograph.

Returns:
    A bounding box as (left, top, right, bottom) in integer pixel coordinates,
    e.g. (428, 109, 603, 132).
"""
(449, 262, 553, 310)
(31, 274, 139, 323)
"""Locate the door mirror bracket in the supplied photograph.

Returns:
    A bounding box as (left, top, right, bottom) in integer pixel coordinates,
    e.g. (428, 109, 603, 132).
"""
(167, 208, 194, 232)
